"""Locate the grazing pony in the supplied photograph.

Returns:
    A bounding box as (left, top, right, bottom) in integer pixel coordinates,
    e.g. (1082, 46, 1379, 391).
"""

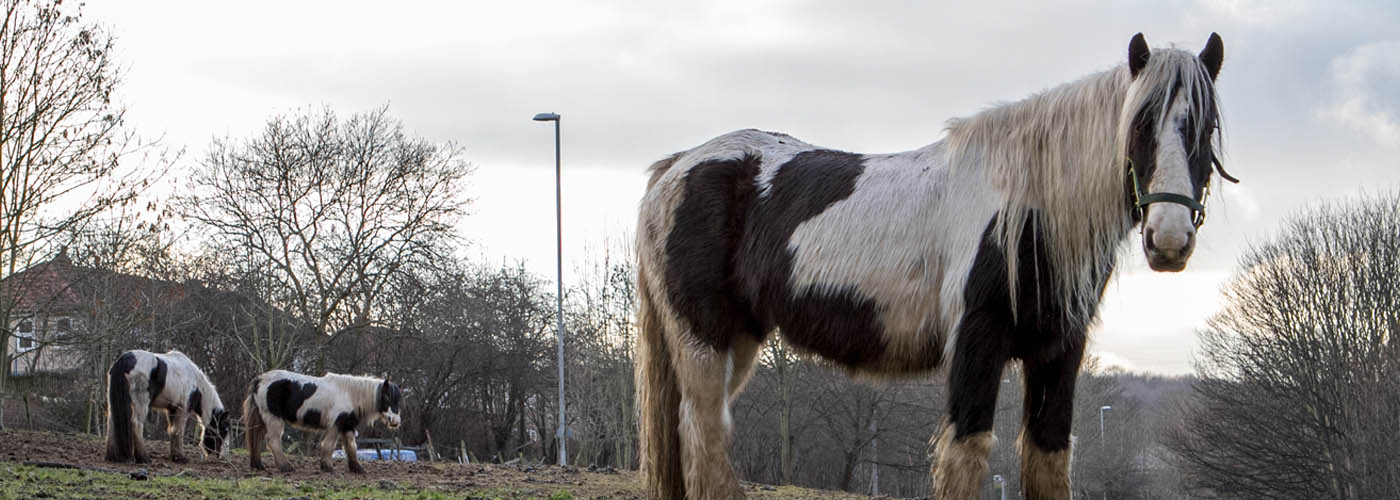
(105, 349, 232, 463)
(635, 33, 1235, 499)
(244, 370, 403, 473)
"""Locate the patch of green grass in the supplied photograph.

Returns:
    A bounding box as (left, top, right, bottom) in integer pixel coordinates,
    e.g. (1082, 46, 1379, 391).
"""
(0, 464, 567, 500)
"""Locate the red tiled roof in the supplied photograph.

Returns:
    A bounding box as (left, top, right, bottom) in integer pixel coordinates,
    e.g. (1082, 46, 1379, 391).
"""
(0, 252, 192, 317)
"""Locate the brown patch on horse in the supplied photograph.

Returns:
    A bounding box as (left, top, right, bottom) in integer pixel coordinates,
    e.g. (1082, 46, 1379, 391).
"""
(1019, 431, 1072, 500)
(931, 421, 994, 499)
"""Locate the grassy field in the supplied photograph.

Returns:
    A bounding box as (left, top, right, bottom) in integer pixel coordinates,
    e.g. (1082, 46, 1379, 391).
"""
(0, 462, 598, 500)
(0, 430, 870, 499)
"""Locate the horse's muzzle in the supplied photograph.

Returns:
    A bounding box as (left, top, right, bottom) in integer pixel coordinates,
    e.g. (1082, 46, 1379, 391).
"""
(1144, 227, 1194, 272)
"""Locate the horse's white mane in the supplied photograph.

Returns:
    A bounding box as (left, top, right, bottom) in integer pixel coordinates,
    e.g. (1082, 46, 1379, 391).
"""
(944, 48, 1220, 324)
(322, 373, 385, 411)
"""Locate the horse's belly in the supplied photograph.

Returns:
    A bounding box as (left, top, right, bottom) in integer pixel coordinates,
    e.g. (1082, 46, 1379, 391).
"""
(772, 287, 948, 374)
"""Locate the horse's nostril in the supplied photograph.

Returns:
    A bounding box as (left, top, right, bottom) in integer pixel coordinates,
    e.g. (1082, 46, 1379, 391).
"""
(1144, 228, 1158, 251)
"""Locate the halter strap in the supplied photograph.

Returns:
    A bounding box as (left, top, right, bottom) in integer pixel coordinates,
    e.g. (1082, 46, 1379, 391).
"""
(1126, 158, 1208, 228)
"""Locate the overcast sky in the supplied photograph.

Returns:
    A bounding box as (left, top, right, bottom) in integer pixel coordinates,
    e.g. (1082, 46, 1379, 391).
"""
(85, 1, 1399, 374)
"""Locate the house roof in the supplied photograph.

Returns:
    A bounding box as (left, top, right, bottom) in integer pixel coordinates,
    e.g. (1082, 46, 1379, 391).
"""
(0, 251, 192, 318)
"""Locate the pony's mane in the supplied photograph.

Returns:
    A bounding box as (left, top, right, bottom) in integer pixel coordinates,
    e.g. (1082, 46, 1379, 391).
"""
(323, 373, 385, 411)
(944, 48, 1220, 324)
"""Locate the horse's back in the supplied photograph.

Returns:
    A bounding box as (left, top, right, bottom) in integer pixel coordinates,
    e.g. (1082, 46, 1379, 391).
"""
(639, 130, 989, 373)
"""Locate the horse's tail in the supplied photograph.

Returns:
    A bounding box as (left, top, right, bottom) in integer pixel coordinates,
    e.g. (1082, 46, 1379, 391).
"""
(105, 352, 137, 462)
(636, 266, 686, 499)
(244, 376, 265, 457)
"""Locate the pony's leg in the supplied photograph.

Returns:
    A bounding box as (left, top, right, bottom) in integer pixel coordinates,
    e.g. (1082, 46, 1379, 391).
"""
(131, 395, 152, 464)
(168, 409, 189, 463)
(341, 432, 365, 474)
(932, 311, 1010, 499)
(265, 419, 295, 473)
(726, 335, 763, 405)
(194, 419, 209, 460)
(316, 431, 340, 473)
(1019, 340, 1085, 500)
(672, 342, 745, 500)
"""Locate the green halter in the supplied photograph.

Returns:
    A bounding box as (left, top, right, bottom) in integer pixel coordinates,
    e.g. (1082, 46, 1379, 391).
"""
(1126, 158, 1208, 228)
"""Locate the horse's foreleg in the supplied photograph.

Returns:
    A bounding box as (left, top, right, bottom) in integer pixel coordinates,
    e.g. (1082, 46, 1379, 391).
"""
(265, 419, 294, 473)
(316, 430, 339, 473)
(341, 432, 364, 474)
(168, 409, 189, 463)
(672, 342, 745, 500)
(194, 419, 209, 460)
(932, 312, 1010, 499)
(1019, 340, 1084, 500)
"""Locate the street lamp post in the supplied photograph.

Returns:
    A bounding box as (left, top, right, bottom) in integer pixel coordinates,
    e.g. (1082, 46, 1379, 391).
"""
(533, 111, 566, 467)
(1100, 405, 1113, 500)
(1099, 405, 1112, 439)
(992, 474, 1006, 500)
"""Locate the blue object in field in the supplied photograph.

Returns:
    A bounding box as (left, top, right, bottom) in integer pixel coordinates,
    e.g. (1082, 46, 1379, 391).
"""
(331, 449, 418, 462)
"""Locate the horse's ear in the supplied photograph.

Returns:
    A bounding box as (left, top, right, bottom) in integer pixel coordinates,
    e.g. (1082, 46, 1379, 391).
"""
(1128, 33, 1150, 78)
(1199, 32, 1224, 81)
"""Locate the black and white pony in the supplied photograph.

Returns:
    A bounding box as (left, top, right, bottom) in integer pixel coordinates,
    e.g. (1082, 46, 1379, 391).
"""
(105, 349, 232, 463)
(635, 33, 1234, 499)
(244, 370, 403, 473)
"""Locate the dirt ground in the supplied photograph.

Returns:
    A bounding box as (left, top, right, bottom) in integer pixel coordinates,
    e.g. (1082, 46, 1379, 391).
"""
(0, 429, 871, 499)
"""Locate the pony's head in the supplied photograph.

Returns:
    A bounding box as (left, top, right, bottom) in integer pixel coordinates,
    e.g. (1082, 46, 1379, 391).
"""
(202, 407, 232, 457)
(1121, 33, 1236, 271)
(377, 379, 403, 429)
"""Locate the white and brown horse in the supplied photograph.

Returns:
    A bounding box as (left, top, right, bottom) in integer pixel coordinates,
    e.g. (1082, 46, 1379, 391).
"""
(635, 33, 1234, 499)
(244, 370, 403, 473)
(105, 349, 232, 463)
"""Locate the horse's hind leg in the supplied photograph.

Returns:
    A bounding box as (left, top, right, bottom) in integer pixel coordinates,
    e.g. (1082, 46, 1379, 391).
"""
(265, 419, 295, 473)
(341, 432, 364, 474)
(727, 335, 763, 405)
(672, 341, 746, 499)
(131, 394, 153, 464)
(168, 409, 189, 463)
(1018, 340, 1084, 500)
(316, 431, 339, 473)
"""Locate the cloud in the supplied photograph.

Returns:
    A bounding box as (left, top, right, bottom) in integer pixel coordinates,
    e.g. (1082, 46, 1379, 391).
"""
(1321, 41, 1400, 147)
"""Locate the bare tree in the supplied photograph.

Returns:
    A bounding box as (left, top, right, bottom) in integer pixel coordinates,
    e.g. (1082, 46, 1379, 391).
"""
(565, 243, 639, 468)
(178, 106, 473, 370)
(0, 0, 162, 426)
(1167, 192, 1400, 499)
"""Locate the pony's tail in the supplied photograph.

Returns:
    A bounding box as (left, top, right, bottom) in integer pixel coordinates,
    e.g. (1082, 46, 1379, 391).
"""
(636, 269, 685, 499)
(244, 377, 266, 467)
(105, 353, 135, 462)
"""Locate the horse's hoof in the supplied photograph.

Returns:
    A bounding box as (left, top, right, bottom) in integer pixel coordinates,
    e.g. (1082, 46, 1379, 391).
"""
(250, 462, 265, 471)
(278, 464, 295, 473)
(319, 463, 334, 473)
(349, 464, 365, 474)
